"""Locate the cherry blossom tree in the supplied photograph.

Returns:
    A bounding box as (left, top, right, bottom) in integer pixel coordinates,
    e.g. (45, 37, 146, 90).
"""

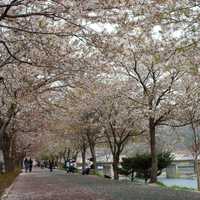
(83, 0, 200, 182)
(173, 75, 200, 190)
(81, 83, 145, 180)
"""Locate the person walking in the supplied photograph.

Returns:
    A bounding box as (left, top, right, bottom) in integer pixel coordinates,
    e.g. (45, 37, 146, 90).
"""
(29, 158, 33, 172)
(24, 158, 29, 173)
(49, 160, 53, 172)
(40, 160, 44, 169)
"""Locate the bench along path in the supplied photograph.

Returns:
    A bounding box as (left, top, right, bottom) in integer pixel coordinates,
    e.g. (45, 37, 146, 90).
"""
(2, 168, 200, 200)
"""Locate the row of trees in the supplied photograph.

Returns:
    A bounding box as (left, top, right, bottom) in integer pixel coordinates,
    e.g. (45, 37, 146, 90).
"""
(0, 0, 89, 171)
(1, 0, 200, 187)
(51, 72, 200, 182)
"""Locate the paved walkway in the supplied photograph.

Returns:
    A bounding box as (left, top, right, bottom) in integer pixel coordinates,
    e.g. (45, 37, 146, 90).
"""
(2, 168, 200, 200)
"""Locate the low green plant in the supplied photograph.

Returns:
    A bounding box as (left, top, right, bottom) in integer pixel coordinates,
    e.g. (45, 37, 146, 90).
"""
(119, 152, 174, 183)
(95, 172, 103, 177)
(170, 185, 195, 191)
(0, 168, 20, 197)
(156, 182, 195, 191)
(156, 181, 166, 187)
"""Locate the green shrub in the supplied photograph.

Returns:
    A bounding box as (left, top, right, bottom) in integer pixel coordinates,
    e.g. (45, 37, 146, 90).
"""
(119, 152, 174, 183)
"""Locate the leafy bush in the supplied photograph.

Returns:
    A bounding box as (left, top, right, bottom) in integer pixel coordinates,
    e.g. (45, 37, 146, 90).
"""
(119, 152, 174, 183)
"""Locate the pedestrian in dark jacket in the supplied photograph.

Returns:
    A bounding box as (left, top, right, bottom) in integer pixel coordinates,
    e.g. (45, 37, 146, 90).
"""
(29, 158, 33, 172)
(24, 158, 29, 173)
(49, 160, 53, 172)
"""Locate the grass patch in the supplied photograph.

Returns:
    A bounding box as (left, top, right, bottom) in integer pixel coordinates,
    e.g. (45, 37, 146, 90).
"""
(170, 185, 195, 191)
(0, 169, 21, 197)
(94, 172, 103, 177)
(156, 181, 195, 191)
(156, 181, 166, 187)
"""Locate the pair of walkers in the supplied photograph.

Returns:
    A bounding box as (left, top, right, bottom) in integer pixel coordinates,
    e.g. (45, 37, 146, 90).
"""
(24, 158, 33, 173)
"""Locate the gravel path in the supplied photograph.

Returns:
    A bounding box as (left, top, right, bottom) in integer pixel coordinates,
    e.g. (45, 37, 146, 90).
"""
(2, 168, 200, 200)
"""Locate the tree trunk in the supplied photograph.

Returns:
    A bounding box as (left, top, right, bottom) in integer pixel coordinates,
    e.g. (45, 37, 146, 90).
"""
(66, 148, 70, 161)
(191, 123, 200, 190)
(149, 118, 157, 183)
(58, 152, 62, 163)
(195, 157, 200, 190)
(2, 131, 17, 172)
(112, 155, 119, 180)
(131, 170, 134, 182)
(3, 147, 15, 172)
(86, 132, 97, 174)
(0, 103, 16, 149)
(81, 147, 86, 172)
(4, 158, 15, 172)
(89, 142, 97, 174)
(73, 151, 79, 162)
